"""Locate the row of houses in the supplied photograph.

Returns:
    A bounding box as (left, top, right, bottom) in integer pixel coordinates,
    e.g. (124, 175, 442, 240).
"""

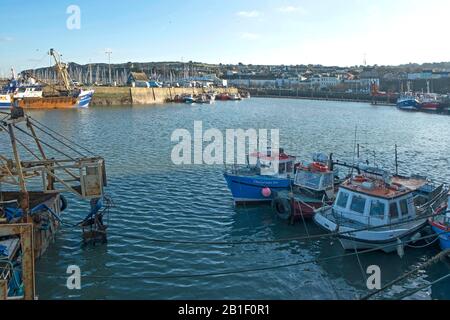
(226, 74, 379, 92)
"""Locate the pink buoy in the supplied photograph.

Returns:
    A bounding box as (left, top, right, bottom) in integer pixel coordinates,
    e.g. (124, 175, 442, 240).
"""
(262, 187, 272, 198)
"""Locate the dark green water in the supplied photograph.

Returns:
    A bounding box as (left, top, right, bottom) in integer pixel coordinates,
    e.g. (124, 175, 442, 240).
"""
(11, 98, 450, 300)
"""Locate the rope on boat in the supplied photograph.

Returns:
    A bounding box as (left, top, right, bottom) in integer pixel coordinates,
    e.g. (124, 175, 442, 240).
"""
(27, 116, 96, 156)
(360, 248, 450, 300)
(99, 208, 449, 246)
(27, 119, 86, 158)
(394, 273, 450, 300)
(34, 231, 449, 282)
(10, 124, 76, 161)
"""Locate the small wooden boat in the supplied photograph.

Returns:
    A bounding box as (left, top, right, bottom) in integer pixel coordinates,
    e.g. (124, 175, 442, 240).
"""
(229, 93, 242, 101)
(216, 93, 230, 101)
(272, 160, 336, 221)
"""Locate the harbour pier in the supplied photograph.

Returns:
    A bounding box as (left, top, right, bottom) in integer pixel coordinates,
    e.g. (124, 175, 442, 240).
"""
(89, 87, 239, 106)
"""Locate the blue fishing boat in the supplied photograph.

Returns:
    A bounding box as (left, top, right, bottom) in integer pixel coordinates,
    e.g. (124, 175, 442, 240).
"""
(224, 148, 296, 204)
(397, 94, 421, 111)
(429, 195, 450, 250)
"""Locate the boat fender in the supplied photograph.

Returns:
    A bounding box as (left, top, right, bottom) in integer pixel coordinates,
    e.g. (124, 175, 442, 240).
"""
(396, 238, 405, 258)
(272, 197, 292, 220)
(60, 195, 68, 212)
(262, 187, 272, 198)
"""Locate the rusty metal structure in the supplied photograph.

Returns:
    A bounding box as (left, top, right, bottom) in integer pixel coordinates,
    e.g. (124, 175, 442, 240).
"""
(0, 107, 107, 300)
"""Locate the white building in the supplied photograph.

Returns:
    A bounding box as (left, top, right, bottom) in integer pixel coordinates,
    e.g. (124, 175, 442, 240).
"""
(308, 75, 341, 89)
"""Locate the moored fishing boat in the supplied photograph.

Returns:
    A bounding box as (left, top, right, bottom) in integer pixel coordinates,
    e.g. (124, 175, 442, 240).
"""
(313, 168, 448, 253)
(15, 88, 95, 109)
(13, 49, 95, 110)
(429, 195, 450, 250)
(272, 157, 336, 221)
(229, 93, 242, 101)
(397, 94, 421, 111)
(240, 91, 251, 99)
(216, 93, 230, 101)
(418, 93, 442, 112)
(224, 148, 296, 204)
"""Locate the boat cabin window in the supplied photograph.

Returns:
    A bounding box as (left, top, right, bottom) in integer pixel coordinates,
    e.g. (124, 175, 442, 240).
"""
(336, 191, 350, 208)
(279, 162, 293, 174)
(322, 173, 333, 189)
(389, 202, 399, 219)
(296, 171, 322, 189)
(399, 199, 409, 216)
(369, 200, 386, 219)
(286, 161, 293, 173)
(350, 195, 367, 214)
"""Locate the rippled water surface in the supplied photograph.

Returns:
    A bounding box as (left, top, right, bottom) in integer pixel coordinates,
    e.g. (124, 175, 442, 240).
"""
(15, 98, 450, 300)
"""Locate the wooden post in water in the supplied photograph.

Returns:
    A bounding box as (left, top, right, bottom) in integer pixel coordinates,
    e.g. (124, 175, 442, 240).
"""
(0, 280, 7, 300)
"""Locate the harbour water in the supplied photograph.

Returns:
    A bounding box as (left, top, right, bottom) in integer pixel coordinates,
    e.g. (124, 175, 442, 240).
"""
(30, 98, 450, 300)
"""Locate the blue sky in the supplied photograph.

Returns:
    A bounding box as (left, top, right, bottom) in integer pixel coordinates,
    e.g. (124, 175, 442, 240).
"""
(1, 0, 450, 74)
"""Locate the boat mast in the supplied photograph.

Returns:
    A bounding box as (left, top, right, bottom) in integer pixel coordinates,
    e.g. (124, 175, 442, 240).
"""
(49, 48, 73, 92)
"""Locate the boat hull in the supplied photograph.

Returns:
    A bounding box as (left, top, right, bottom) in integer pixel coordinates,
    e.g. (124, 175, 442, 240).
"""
(397, 99, 421, 111)
(273, 191, 328, 219)
(0, 94, 11, 109)
(313, 209, 427, 253)
(224, 173, 291, 204)
(429, 219, 450, 250)
(420, 102, 441, 112)
(16, 89, 94, 109)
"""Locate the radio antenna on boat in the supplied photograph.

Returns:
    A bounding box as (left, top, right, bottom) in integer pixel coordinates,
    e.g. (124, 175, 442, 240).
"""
(350, 125, 358, 175)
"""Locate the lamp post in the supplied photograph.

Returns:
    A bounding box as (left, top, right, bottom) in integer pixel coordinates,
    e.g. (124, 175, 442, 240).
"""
(105, 50, 112, 86)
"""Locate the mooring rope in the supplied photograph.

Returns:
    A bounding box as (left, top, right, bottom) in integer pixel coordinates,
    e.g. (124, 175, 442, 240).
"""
(360, 248, 450, 300)
(35, 231, 449, 282)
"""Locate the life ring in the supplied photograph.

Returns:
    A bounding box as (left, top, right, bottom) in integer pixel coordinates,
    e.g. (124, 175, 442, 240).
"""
(353, 175, 367, 183)
(60, 194, 68, 212)
(272, 197, 292, 220)
(311, 162, 328, 172)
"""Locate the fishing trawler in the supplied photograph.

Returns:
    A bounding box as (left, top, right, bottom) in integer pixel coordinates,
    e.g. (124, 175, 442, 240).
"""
(0, 108, 108, 299)
(272, 155, 336, 221)
(397, 94, 421, 111)
(13, 49, 94, 109)
(224, 148, 296, 204)
(313, 167, 448, 253)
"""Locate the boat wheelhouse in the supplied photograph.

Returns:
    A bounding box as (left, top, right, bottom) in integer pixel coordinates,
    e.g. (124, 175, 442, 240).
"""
(224, 148, 296, 204)
(313, 170, 448, 253)
(13, 85, 43, 99)
(272, 160, 335, 221)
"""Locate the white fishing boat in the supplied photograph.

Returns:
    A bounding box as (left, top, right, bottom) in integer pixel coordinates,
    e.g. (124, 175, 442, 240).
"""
(313, 168, 448, 253)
